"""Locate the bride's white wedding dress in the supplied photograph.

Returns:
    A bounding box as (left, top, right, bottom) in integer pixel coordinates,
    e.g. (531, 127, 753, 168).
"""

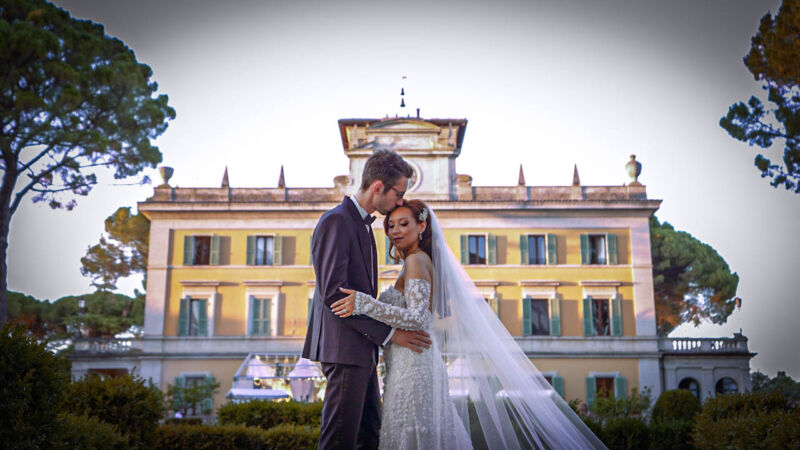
(354, 278, 472, 450)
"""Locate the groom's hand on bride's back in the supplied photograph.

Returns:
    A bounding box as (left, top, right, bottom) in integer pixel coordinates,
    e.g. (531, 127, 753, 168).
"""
(391, 329, 432, 353)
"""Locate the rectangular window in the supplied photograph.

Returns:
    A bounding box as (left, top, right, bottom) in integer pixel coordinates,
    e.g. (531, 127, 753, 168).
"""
(527, 235, 546, 265)
(255, 236, 274, 266)
(589, 235, 606, 264)
(544, 375, 553, 386)
(468, 235, 486, 264)
(592, 298, 610, 336)
(184, 376, 205, 416)
(530, 299, 550, 336)
(188, 298, 204, 336)
(193, 236, 211, 265)
(250, 297, 272, 336)
(595, 376, 615, 399)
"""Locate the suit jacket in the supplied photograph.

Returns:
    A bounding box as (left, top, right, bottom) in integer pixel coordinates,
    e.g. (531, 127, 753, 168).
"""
(302, 197, 392, 367)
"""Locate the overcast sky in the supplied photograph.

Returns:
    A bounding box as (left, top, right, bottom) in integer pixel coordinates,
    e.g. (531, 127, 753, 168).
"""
(10, 0, 798, 377)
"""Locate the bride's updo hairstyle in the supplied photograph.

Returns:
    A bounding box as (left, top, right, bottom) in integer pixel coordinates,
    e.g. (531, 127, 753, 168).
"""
(384, 199, 433, 263)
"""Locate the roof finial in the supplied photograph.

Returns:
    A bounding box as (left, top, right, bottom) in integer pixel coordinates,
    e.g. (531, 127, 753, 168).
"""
(572, 164, 581, 186)
(278, 165, 285, 188)
(400, 74, 407, 108)
(518, 164, 526, 186)
(221, 166, 229, 188)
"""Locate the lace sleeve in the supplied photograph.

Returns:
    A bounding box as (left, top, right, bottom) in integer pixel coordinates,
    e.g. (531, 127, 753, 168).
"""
(353, 279, 430, 330)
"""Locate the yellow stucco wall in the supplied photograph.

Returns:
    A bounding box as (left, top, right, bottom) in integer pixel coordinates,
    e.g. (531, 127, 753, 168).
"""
(162, 359, 243, 414)
(531, 358, 640, 402)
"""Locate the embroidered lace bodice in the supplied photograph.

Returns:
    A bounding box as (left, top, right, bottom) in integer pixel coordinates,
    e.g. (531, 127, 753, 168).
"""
(352, 279, 472, 450)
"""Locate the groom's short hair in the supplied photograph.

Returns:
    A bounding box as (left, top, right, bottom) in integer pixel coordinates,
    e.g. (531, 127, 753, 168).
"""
(360, 149, 413, 191)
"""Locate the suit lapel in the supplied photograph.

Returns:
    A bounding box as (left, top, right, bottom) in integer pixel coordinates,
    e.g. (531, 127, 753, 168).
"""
(343, 198, 375, 293)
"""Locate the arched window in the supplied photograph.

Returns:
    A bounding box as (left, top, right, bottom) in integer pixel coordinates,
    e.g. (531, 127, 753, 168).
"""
(715, 377, 738, 395)
(678, 377, 700, 400)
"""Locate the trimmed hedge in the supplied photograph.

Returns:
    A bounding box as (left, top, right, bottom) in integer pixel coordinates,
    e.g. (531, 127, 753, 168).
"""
(52, 413, 130, 449)
(164, 417, 204, 425)
(651, 389, 701, 423)
(155, 423, 319, 450)
(61, 373, 164, 449)
(217, 400, 323, 429)
(599, 417, 649, 450)
(648, 419, 693, 450)
(0, 324, 71, 449)
(692, 390, 800, 449)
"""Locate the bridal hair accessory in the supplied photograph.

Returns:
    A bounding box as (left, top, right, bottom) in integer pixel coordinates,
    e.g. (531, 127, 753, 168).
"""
(418, 208, 428, 222)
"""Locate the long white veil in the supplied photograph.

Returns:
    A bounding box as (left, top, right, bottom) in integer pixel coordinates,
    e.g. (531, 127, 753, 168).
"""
(428, 208, 607, 450)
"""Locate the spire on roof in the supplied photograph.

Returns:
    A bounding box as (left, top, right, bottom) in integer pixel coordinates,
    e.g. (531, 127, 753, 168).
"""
(572, 164, 581, 186)
(278, 165, 285, 189)
(221, 166, 229, 188)
(518, 164, 526, 186)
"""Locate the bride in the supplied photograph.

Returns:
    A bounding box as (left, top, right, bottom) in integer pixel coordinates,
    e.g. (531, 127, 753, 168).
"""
(332, 200, 606, 450)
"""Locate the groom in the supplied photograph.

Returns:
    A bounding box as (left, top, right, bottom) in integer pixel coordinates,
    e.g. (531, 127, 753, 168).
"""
(302, 149, 432, 449)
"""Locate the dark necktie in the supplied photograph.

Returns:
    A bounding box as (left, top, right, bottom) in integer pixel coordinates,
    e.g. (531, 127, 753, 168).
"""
(364, 215, 377, 294)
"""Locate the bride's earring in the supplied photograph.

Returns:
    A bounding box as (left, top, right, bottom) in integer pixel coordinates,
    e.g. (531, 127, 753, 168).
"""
(419, 232, 423, 241)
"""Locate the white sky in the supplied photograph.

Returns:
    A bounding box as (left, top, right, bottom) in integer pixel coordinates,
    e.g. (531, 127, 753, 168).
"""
(9, 0, 799, 377)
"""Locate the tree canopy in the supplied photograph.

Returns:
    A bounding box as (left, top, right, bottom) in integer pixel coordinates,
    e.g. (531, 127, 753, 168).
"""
(720, 0, 800, 193)
(81, 206, 149, 292)
(650, 216, 740, 336)
(0, 0, 174, 323)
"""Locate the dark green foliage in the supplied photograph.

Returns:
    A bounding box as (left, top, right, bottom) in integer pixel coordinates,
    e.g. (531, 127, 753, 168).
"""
(52, 413, 130, 450)
(163, 417, 204, 426)
(720, 0, 800, 193)
(165, 376, 220, 416)
(651, 389, 701, 423)
(599, 417, 650, 450)
(692, 390, 800, 449)
(262, 424, 320, 450)
(648, 419, 694, 450)
(0, 0, 175, 324)
(650, 216, 739, 336)
(81, 207, 150, 292)
(589, 388, 652, 425)
(217, 400, 323, 430)
(61, 373, 164, 449)
(155, 424, 271, 450)
(752, 370, 800, 403)
(0, 324, 71, 449)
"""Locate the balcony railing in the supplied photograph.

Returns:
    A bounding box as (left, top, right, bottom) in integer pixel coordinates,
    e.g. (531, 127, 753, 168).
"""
(659, 336, 750, 354)
(73, 338, 141, 354)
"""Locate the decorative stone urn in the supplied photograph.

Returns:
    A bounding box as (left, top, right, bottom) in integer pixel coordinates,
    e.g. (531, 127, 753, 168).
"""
(159, 166, 174, 187)
(625, 155, 642, 186)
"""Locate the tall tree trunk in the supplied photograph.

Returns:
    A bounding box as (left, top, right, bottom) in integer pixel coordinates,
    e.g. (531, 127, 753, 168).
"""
(0, 164, 19, 325)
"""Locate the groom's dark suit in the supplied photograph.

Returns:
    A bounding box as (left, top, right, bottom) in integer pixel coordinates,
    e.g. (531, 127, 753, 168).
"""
(302, 197, 392, 449)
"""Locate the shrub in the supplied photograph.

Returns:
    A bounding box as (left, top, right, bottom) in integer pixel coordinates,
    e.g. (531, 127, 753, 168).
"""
(52, 413, 130, 449)
(164, 417, 204, 425)
(62, 373, 164, 449)
(692, 390, 800, 449)
(590, 387, 652, 424)
(263, 423, 319, 450)
(600, 417, 650, 450)
(648, 419, 693, 450)
(651, 389, 701, 423)
(0, 324, 71, 449)
(156, 424, 270, 450)
(217, 400, 323, 429)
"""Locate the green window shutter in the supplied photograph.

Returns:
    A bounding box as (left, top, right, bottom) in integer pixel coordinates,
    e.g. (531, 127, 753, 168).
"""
(549, 296, 561, 336)
(614, 376, 627, 399)
(583, 297, 594, 336)
(488, 234, 497, 265)
(183, 236, 195, 265)
(177, 297, 189, 336)
(385, 235, 391, 264)
(586, 377, 597, 408)
(522, 296, 532, 336)
(607, 234, 618, 265)
(580, 234, 590, 264)
(309, 234, 314, 265)
(611, 296, 622, 336)
(460, 235, 468, 264)
(265, 298, 272, 336)
(197, 299, 208, 336)
(210, 235, 221, 265)
(307, 297, 313, 326)
(249, 296, 259, 335)
(273, 235, 283, 266)
(547, 234, 558, 265)
(246, 236, 256, 265)
(520, 235, 529, 265)
(172, 376, 186, 411)
(201, 376, 214, 414)
(553, 376, 565, 398)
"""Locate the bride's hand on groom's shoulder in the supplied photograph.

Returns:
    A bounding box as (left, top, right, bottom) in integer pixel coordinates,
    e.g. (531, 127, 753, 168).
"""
(332, 288, 357, 317)
(391, 329, 431, 353)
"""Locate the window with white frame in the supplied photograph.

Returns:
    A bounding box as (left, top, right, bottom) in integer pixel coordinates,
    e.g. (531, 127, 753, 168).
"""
(580, 233, 618, 265)
(247, 235, 282, 266)
(183, 235, 221, 266)
(526, 235, 546, 265)
(468, 235, 486, 264)
(244, 283, 282, 336)
(586, 372, 626, 407)
(249, 297, 272, 336)
(581, 287, 622, 337)
(178, 297, 209, 336)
